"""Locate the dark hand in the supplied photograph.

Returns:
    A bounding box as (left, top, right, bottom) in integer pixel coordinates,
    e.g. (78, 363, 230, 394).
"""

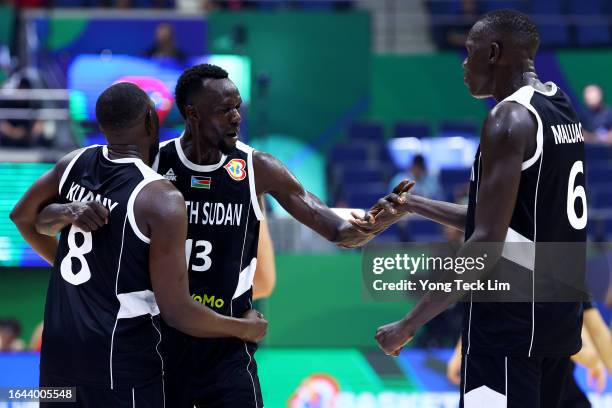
(349, 180, 415, 234)
(375, 319, 416, 357)
(241, 309, 269, 343)
(67, 202, 109, 232)
(336, 223, 375, 249)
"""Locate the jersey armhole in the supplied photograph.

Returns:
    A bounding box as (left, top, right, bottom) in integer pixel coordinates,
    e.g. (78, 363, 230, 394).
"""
(58, 146, 95, 195)
(127, 177, 163, 244)
(240, 144, 265, 221)
(499, 95, 543, 171)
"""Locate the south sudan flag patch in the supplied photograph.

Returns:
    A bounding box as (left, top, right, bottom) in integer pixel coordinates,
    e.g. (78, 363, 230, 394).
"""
(191, 176, 211, 189)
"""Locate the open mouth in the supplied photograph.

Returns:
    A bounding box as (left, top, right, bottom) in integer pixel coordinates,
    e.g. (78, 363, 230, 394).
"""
(226, 131, 239, 141)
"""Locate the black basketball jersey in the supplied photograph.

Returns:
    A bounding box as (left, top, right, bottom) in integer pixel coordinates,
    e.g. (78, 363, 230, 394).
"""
(153, 136, 262, 317)
(463, 83, 587, 357)
(42, 145, 165, 389)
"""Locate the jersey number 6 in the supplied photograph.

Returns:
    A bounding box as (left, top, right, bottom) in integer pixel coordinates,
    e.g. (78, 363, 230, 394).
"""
(567, 160, 587, 230)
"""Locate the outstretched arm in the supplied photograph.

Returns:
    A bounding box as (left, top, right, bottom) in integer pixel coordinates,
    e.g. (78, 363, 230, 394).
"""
(140, 180, 267, 342)
(375, 102, 536, 355)
(254, 151, 372, 247)
(349, 180, 466, 234)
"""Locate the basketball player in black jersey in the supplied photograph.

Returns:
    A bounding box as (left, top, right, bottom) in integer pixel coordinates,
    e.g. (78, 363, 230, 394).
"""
(10, 83, 267, 407)
(149, 64, 380, 407)
(352, 10, 588, 408)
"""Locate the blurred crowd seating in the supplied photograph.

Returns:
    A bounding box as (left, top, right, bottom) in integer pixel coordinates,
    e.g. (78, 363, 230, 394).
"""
(329, 119, 612, 242)
(3, 0, 354, 9)
(428, 0, 612, 49)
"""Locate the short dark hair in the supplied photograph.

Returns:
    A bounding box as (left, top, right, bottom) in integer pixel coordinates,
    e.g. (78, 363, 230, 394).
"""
(175, 64, 229, 119)
(477, 9, 540, 56)
(95, 82, 151, 132)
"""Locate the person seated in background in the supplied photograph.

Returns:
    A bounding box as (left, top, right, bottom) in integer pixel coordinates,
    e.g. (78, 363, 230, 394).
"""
(389, 154, 443, 200)
(0, 319, 25, 351)
(144, 23, 186, 62)
(388, 154, 443, 241)
(580, 84, 612, 144)
(0, 77, 46, 148)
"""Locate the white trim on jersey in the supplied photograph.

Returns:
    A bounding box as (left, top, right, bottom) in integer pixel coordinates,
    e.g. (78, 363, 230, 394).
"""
(244, 298, 259, 408)
(117, 290, 160, 318)
(126, 177, 163, 244)
(58, 146, 98, 194)
(244, 341, 259, 408)
(463, 354, 469, 396)
(501, 227, 535, 271)
(504, 357, 508, 396)
(466, 291, 473, 355)
(499, 86, 544, 171)
(233, 257, 258, 300)
(150, 316, 166, 408)
(528, 147, 544, 357)
(175, 133, 227, 172)
(151, 139, 175, 172)
(132, 388, 135, 408)
(237, 141, 264, 221)
(126, 162, 164, 244)
(110, 214, 128, 390)
(533, 81, 558, 96)
(102, 145, 141, 164)
(134, 159, 164, 180)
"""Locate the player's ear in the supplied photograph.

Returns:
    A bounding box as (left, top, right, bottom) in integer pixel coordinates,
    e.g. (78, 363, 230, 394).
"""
(489, 42, 500, 64)
(185, 104, 198, 122)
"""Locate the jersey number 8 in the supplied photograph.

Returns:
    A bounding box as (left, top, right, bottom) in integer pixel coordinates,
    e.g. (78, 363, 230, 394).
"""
(60, 225, 93, 285)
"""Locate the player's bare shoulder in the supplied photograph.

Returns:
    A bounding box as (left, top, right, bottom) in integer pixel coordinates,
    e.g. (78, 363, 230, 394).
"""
(488, 100, 537, 139)
(484, 100, 537, 157)
(134, 179, 186, 235)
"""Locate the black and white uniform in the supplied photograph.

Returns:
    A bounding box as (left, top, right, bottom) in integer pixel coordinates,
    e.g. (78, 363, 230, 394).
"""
(153, 136, 263, 408)
(41, 145, 166, 408)
(460, 83, 587, 408)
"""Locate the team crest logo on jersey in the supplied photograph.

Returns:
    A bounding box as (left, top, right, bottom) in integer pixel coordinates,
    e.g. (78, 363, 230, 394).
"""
(191, 176, 211, 189)
(224, 159, 247, 181)
(164, 168, 177, 182)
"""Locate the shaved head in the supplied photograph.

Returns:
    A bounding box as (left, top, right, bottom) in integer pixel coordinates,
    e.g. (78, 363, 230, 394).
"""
(470, 9, 540, 58)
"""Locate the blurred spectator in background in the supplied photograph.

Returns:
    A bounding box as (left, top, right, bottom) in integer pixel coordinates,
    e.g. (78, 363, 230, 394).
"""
(389, 154, 443, 200)
(580, 84, 612, 144)
(0, 77, 46, 148)
(0, 318, 25, 351)
(145, 23, 185, 61)
(29, 321, 43, 352)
